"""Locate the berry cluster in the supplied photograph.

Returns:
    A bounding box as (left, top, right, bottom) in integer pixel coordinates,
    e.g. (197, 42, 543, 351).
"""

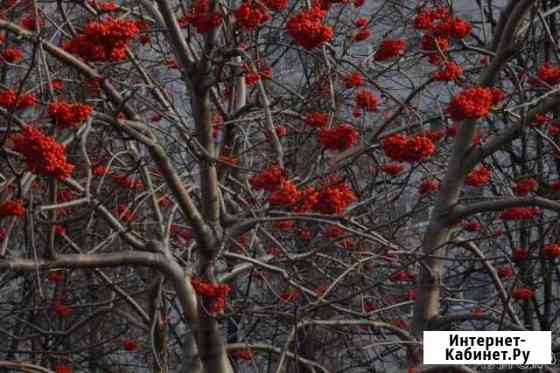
(433, 61, 463, 81)
(533, 113, 552, 126)
(314, 180, 356, 214)
(12, 126, 75, 180)
(531, 62, 560, 86)
(512, 248, 529, 262)
(122, 338, 139, 351)
(48, 101, 93, 128)
(0, 199, 25, 217)
(48, 271, 65, 284)
(235, 2, 270, 31)
(55, 364, 73, 373)
(354, 89, 379, 112)
(275, 125, 287, 137)
(446, 86, 505, 120)
(382, 133, 435, 163)
(230, 351, 256, 360)
(54, 303, 72, 317)
(280, 288, 300, 302)
(381, 162, 405, 176)
(373, 38, 406, 61)
(2, 47, 23, 63)
(499, 207, 541, 221)
(343, 71, 365, 89)
(414, 6, 471, 64)
(353, 28, 370, 42)
(243, 62, 271, 85)
(0, 89, 36, 110)
(354, 17, 367, 27)
(464, 166, 491, 187)
(190, 277, 231, 313)
(273, 219, 295, 230)
(512, 288, 533, 301)
(324, 225, 344, 239)
(318, 123, 359, 151)
(262, 0, 287, 11)
(112, 174, 143, 189)
(20, 15, 42, 30)
(170, 224, 192, 241)
(268, 180, 300, 207)
(116, 203, 136, 222)
(512, 177, 538, 196)
(544, 243, 560, 259)
(462, 221, 480, 232)
(63, 17, 140, 61)
(180, 0, 221, 33)
(497, 266, 513, 279)
(419, 178, 440, 195)
(389, 271, 415, 282)
(304, 111, 329, 128)
(286, 6, 333, 50)
(249, 166, 286, 191)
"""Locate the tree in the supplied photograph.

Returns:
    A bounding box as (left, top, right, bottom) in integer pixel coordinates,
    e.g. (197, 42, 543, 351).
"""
(0, 0, 560, 372)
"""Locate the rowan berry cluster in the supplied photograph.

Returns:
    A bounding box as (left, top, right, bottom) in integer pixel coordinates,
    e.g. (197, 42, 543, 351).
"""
(122, 339, 139, 351)
(446, 86, 505, 120)
(249, 166, 286, 191)
(314, 180, 356, 214)
(389, 271, 415, 282)
(532, 62, 560, 85)
(373, 38, 406, 61)
(55, 364, 73, 373)
(0, 199, 25, 217)
(48, 101, 93, 128)
(512, 248, 529, 262)
(497, 266, 513, 279)
(268, 180, 300, 207)
(0, 89, 36, 110)
(462, 221, 481, 232)
(180, 0, 221, 33)
(112, 174, 143, 189)
(235, 1, 270, 30)
(230, 351, 256, 360)
(499, 207, 541, 221)
(353, 28, 370, 42)
(512, 288, 533, 301)
(54, 303, 72, 317)
(382, 133, 435, 163)
(354, 89, 379, 112)
(286, 6, 333, 50)
(190, 277, 231, 313)
(317, 123, 359, 151)
(512, 177, 538, 196)
(304, 112, 329, 128)
(433, 61, 463, 81)
(544, 243, 560, 259)
(20, 15, 42, 30)
(280, 288, 300, 302)
(12, 126, 75, 180)
(419, 178, 440, 195)
(2, 47, 23, 63)
(324, 225, 344, 239)
(381, 163, 405, 176)
(343, 72, 365, 89)
(414, 5, 472, 64)
(63, 17, 140, 61)
(464, 166, 491, 187)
